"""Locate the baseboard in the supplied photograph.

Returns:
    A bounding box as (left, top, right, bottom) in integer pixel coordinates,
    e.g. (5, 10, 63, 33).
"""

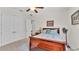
(71, 48, 79, 51)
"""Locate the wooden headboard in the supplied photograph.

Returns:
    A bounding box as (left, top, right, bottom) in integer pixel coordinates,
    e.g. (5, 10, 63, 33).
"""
(43, 28, 60, 34)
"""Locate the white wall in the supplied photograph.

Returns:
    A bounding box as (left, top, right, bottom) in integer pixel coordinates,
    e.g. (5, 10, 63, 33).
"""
(68, 7, 79, 49)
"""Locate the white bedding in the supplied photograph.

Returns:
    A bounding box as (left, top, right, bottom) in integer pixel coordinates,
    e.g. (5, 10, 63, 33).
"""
(33, 33, 65, 43)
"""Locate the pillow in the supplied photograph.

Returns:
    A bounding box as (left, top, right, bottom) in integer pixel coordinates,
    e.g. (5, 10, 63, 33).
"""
(42, 29, 58, 34)
(42, 30, 46, 34)
(42, 29, 51, 34)
(46, 29, 51, 34)
(51, 30, 58, 33)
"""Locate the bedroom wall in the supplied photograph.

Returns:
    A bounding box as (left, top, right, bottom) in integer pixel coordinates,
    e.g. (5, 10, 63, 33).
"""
(68, 7, 79, 50)
(30, 7, 70, 39)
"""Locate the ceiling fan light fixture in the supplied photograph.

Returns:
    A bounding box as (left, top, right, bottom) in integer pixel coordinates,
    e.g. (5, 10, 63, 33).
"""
(26, 7, 44, 13)
(30, 7, 36, 11)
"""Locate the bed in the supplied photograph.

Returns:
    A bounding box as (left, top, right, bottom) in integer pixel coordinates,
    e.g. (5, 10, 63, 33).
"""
(29, 28, 66, 51)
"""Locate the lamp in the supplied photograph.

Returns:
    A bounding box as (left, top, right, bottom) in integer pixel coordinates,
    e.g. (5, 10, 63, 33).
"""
(62, 27, 68, 34)
(62, 27, 71, 49)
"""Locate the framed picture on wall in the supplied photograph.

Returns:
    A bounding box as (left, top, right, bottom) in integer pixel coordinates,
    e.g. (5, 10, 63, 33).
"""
(47, 20, 54, 26)
(71, 10, 79, 25)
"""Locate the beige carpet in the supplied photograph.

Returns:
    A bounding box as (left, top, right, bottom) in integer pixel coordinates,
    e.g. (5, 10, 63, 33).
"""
(0, 39, 29, 51)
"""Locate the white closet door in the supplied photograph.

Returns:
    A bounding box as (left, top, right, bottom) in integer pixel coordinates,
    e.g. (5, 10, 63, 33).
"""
(0, 16, 1, 47)
(2, 15, 15, 46)
(0, 15, 2, 47)
(11, 15, 26, 41)
(2, 14, 26, 46)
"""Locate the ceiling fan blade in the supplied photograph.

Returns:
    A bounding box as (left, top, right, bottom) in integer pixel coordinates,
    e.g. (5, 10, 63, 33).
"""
(26, 8, 30, 12)
(35, 7, 44, 9)
(34, 10, 38, 13)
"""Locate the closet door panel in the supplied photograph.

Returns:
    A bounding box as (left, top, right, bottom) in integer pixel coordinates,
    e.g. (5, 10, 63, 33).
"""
(0, 15, 1, 47)
(0, 9, 2, 47)
(2, 15, 15, 46)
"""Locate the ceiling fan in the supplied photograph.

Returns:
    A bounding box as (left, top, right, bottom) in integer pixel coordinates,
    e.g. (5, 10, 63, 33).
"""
(26, 7, 44, 13)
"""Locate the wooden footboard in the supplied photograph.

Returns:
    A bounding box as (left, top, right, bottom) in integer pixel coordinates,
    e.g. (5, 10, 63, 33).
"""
(29, 36, 65, 51)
